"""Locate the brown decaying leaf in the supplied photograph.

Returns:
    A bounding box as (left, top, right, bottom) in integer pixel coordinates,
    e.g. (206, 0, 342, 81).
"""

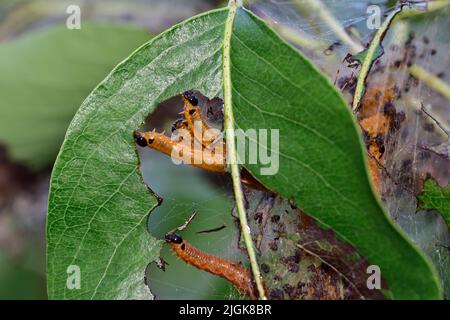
(239, 188, 387, 300)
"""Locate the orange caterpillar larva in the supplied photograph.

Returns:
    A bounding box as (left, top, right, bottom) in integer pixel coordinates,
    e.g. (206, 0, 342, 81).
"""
(133, 129, 226, 173)
(165, 233, 258, 299)
(134, 90, 269, 192)
(181, 91, 220, 147)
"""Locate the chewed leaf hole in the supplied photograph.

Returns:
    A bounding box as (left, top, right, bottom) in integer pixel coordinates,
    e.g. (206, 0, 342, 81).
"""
(134, 92, 387, 300)
(135, 92, 245, 299)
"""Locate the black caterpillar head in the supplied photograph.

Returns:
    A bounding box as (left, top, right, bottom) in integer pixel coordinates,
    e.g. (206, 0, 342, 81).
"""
(165, 233, 183, 244)
(182, 90, 199, 106)
(133, 131, 147, 147)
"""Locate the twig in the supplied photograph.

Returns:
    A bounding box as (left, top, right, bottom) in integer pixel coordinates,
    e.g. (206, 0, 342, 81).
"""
(196, 225, 227, 234)
(420, 103, 450, 137)
(166, 211, 197, 235)
(223, 0, 266, 300)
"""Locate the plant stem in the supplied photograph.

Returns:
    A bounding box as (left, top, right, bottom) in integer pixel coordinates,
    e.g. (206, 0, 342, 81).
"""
(409, 64, 450, 100)
(269, 22, 327, 50)
(293, 0, 364, 54)
(223, 0, 266, 300)
(352, 6, 403, 112)
(398, 0, 450, 18)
